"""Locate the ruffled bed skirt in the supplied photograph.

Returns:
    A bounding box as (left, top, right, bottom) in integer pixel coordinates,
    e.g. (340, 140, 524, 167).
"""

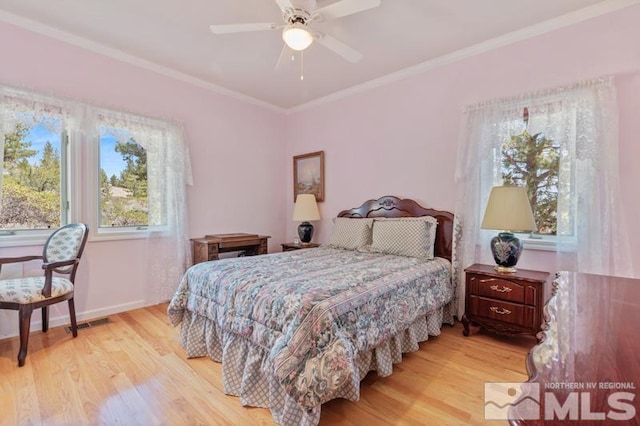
(178, 302, 454, 426)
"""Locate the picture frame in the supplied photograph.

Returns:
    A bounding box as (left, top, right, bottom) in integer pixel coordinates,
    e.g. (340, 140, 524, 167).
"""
(293, 151, 324, 202)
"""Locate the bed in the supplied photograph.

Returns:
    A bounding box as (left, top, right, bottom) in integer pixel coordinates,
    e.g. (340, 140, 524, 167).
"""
(168, 196, 455, 425)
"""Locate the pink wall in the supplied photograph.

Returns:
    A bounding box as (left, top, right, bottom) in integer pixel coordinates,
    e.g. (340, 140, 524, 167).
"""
(286, 4, 640, 277)
(0, 21, 287, 338)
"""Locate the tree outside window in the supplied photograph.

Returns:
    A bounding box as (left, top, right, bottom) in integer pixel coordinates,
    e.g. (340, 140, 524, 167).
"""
(99, 127, 148, 228)
(1, 121, 63, 230)
(500, 113, 560, 235)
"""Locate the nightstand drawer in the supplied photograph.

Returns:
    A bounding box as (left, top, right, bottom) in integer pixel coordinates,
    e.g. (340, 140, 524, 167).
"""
(469, 296, 536, 328)
(469, 274, 525, 303)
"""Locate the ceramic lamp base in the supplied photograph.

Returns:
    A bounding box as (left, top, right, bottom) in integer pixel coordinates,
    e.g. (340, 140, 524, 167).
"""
(297, 221, 314, 244)
(490, 231, 523, 274)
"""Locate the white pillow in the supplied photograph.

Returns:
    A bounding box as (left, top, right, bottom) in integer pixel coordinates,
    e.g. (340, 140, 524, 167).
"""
(370, 216, 438, 259)
(328, 217, 374, 250)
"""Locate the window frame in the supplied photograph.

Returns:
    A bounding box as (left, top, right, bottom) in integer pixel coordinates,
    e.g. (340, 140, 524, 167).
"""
(0, 120, 71, 247)
(519, 233, 559, 251)
(96, 126, 149, 231)
(86, 126, 150, 242)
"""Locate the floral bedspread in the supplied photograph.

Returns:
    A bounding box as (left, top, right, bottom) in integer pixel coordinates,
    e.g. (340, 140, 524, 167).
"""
(168, 246, 452, 410)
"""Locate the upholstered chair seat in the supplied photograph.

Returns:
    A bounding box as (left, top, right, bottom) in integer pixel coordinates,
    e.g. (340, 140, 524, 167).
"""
(0, 223, 88, 367)
(0, 277, 74, 304)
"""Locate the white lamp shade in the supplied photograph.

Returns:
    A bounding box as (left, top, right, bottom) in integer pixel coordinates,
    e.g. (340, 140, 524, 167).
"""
(293, 194, 320, 221)
(481, 185, 537, 232)
(282, 23, 313, 51)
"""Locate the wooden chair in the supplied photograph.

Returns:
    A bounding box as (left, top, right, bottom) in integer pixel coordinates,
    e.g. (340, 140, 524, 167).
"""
(0, 223, 89, 367)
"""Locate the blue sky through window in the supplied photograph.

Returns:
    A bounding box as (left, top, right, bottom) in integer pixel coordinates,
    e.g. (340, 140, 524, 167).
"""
(23, 123, 60, 164)
(23, 124, 126, 178)
(99, 133, 128, 178)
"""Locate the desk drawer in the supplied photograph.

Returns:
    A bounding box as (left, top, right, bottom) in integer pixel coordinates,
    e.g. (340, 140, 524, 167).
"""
(469, 296, 536, 328)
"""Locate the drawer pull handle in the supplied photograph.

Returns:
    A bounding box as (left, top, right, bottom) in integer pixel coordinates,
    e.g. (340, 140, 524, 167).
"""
(490, 306, 512, 315)
(489, 285, 512, 293)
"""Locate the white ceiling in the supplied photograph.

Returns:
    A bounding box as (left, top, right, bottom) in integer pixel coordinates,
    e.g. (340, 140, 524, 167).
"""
(0, 0, 631, 111)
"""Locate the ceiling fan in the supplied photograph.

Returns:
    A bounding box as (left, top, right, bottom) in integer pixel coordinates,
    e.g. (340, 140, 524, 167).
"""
(209, 0, 381, 64)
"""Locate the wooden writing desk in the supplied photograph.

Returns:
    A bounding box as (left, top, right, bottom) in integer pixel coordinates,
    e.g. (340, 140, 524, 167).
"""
(191, 233, 270, 265)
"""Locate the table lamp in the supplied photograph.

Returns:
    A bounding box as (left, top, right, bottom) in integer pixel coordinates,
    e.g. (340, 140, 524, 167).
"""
(293, 194, 320, 244)
(481, 185, 537, 273)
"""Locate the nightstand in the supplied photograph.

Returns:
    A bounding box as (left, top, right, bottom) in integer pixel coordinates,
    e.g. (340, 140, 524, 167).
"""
(462, 263, 550, 339)
(281, 242, 320, 252)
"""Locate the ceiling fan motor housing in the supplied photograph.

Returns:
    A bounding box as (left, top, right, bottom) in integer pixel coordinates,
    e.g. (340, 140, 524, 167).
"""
(283, 9, 311, 26)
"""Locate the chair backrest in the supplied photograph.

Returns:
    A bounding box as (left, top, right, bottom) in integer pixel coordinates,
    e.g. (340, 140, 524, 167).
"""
(42, 223, 89, 276)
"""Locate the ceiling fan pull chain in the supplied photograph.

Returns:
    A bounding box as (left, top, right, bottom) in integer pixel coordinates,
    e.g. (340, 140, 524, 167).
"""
(300, 50, 304, 81)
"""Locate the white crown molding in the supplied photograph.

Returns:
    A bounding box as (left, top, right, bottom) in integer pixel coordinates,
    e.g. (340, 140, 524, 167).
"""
(0, 10, 285, 114)
(287, 0, 640, 114)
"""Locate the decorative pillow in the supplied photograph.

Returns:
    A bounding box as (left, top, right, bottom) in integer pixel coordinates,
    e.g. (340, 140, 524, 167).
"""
(328, 217, 374, 250)
(370, 216, 438, 259)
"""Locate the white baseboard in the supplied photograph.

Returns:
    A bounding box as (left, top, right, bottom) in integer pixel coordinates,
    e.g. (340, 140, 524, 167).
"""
(0, 300, 148, 340)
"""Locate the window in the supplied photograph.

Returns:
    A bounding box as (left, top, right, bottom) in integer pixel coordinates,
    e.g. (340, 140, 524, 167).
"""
(98, 126, 148, 229)
(1, 112, 68, 235)
(93, 114, 169, 238)
(1, 86, 188, 247)
(483, 105, 578, 250)
(499, 109, 561, 237)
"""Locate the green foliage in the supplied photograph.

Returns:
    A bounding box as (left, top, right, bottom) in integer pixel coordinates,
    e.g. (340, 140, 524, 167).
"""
(0, 177, 60, 228)
(115, 139, 147, 197)
(502, 130, 560, 234)
(100, 194, 148, 227)
(1, 123, 61, 229)
(99, 168, 110, 196)
(98, 137, 149, 227)
(3, 122, 36, 170)
(19, 141, 61, 192)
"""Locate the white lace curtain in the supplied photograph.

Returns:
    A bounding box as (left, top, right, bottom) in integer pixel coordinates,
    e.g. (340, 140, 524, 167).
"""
(452, 76, 632, 319)
(95, 109, 193, 302)
(0, 85, 192, 303)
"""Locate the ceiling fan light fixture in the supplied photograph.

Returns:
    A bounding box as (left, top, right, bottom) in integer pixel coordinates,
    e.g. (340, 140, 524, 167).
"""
(282, 23, 313, 51)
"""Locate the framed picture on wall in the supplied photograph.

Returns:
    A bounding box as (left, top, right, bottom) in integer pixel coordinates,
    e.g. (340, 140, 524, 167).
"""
(293, 151, 324, 202)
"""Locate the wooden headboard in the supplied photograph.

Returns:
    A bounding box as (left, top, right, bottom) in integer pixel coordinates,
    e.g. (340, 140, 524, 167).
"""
(337, 196, 454, 261)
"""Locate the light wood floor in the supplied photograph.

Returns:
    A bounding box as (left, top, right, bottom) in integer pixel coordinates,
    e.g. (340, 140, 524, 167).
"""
(0, 304, 534, 425)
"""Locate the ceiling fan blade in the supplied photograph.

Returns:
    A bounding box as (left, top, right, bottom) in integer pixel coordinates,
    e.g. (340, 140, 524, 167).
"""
(314, 0, 381, 20)
(316, 33, 363, 63)
(209, 23, 278, 34)
(275, 44, 292, 70)
(273, 0, 295, 13)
